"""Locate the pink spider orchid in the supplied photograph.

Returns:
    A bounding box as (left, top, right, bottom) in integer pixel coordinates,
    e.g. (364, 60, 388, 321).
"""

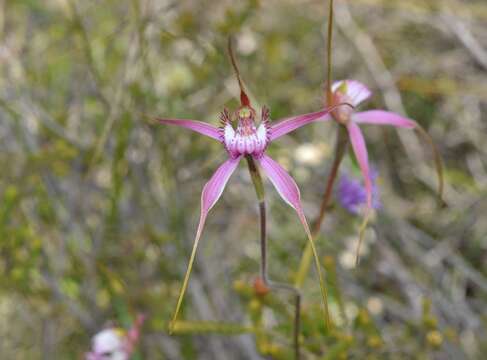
(157, 52, 349, 331)
(301, 79, 444, 266)
(323, 79, 417, 210)
(295, 0, 444, 278)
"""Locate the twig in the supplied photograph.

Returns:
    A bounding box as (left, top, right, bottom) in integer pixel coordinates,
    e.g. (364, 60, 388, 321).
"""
(442, 8, 487, 71)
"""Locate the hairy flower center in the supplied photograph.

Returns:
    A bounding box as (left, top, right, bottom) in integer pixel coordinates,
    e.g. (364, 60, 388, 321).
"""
(220, 107, 270, 158)
(237, 117, 256, 136)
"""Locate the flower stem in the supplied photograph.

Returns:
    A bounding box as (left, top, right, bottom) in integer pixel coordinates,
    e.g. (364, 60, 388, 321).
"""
(246, 156, 302, 360)
(170, 321, 258, 335)
(294, 126, 348, 288)
(169, 212, 207, 334)
(326, 0, 335, 105)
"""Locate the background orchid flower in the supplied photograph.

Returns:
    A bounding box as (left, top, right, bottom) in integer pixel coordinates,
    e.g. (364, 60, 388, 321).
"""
(294, 80, 433, 276)
(85, 328, 127, 360)
(323, 79, 446, 264)
(322, 79, 417, 210)
(295, 0, 444, 285)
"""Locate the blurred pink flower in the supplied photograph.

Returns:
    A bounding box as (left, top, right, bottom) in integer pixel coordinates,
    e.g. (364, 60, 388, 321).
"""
(85, 314, 145, 360)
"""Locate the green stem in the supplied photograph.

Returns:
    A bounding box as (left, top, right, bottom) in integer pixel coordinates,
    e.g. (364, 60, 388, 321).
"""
(294, 126, 348, 288)
(247, 155, 265, 202)
(170, 321, 258, 335)
(323, 256, 347, 326)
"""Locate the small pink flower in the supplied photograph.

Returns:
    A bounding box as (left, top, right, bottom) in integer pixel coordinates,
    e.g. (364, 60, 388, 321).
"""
(85, 315, 145, 360)
(85, 328, 128, 360)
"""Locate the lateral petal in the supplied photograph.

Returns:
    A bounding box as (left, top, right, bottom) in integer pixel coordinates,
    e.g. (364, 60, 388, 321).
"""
(270, 109, 333, 141)
(156, 118, 222, 142)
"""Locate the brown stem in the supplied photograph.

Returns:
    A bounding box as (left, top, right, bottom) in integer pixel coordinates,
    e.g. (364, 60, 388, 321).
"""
(246, 156, 301, 360)
(312, 125, 348, 236)
(294, 126, 348, 288)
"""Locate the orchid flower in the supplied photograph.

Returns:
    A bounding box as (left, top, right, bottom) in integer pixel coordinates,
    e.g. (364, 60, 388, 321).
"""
(85, 315, 145, 360)
(296, 0, 444, 283)
(323, 79, 444, 263)
(158, 101, 339, 329)
(321, 79, 419, 210)
(302, 79, 443, 265)
(321, 79, 444, 207)
(157, 50, 348, 331)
